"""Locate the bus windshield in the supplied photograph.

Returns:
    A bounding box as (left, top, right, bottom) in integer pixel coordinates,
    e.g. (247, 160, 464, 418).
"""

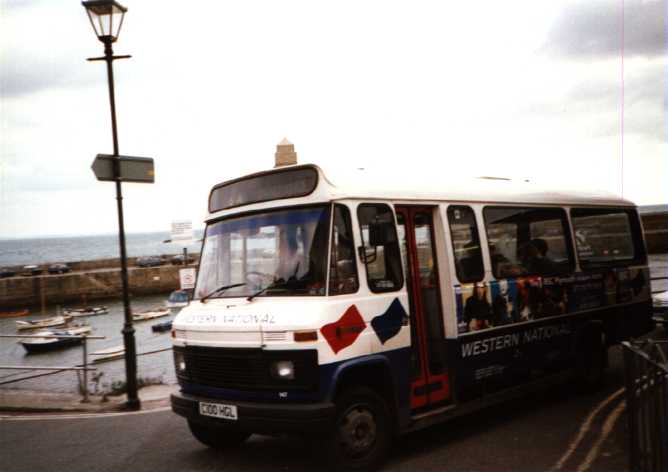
(195, 205, 331, 300)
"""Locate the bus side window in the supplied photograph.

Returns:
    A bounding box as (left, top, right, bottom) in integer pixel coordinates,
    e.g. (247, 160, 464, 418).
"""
(570, 208, 646, 267)
(329, 204, 359, 295)
(357, 204, 404, 293)
(447, 205, 484, 283)
(484, 207, 573, 278)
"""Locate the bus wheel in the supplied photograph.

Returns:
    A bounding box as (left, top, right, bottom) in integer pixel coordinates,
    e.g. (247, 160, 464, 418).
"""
(326, 387, 392, 471)
(187, 420, 250, 450)
(575, 333, 606, 392)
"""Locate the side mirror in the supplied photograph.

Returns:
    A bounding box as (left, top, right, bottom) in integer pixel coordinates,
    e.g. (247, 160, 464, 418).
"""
(358, 245, 377, 264)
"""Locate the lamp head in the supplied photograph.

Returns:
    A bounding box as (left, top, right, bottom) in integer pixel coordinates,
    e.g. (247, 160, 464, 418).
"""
(82, 0, 127, 43)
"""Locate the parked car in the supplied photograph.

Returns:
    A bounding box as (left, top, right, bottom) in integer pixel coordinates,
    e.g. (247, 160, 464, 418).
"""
(136, 256, 163, 267)
(171, 254, 195, 265)
(48, 263, 71, 275)
(0, 268, 16, 278)
(21, 265, 43, 276)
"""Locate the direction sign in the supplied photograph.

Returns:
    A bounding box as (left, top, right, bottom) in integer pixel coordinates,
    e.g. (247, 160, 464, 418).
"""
(179, 268, 197, 290)
(91, 154, 155, 183)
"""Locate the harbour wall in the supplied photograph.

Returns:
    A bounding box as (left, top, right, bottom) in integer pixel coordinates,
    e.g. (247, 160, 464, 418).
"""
(0, 263, 190, 310)
(642, 212, 668, 254)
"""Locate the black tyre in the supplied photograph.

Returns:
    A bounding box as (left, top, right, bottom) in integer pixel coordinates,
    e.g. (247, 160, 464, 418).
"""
(326, 387, 393, 471)
(187, 420, 250, 450)
(575, 332, 606, 392)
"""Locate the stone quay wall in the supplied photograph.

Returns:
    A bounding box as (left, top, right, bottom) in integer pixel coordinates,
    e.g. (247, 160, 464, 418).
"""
(642, 212, 668, 254)
(0, 262, 194, 310)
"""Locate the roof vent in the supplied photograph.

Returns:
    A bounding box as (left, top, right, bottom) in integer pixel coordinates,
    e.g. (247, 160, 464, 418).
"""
(477, 176, 531, 183)
(478, 176, 511, 181)
(274, 138, 298, 167)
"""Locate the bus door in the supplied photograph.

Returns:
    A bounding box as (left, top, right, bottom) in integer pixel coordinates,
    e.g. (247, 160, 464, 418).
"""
(395, 206, 450, 411)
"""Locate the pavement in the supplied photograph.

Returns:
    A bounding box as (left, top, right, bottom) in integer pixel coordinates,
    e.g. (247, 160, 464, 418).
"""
(0, 383, 177, 414)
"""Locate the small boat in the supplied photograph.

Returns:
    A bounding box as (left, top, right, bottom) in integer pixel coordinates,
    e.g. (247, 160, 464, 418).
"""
(0, 309, 29, 319)
(20, 325, 93, 353)
(64, 306, 109, 317)
(132, 307, 170, 322)
(166, 290, 190, 308)
(90, 345, 125, 363)
(151, 320, 173, 333)
(16, 315, 73, 331)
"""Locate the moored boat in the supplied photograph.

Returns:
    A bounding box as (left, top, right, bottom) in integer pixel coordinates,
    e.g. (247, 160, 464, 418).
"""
(0, 309, 29, 319)
(64, 306, 109, 317)
(151, 320, 173, 333)
(90, 345, 125, 363)
(132, 308, 170, 322)
(16, 315, 73, 331)
(166, 290, 189, 309)
(20, 325, 93, 353)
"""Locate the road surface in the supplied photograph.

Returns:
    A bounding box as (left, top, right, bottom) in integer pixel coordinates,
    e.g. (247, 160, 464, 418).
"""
(4, 329, 664, 472)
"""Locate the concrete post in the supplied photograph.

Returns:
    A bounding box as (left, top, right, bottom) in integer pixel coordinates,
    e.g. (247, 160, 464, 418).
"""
(82, 335, 89, 403)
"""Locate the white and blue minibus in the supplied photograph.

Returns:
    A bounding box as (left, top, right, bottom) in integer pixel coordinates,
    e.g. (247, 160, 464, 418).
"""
(171, 161, 653, 470)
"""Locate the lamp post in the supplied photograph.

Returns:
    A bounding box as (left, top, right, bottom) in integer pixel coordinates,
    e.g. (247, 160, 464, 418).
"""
(82, 0, 140, 410)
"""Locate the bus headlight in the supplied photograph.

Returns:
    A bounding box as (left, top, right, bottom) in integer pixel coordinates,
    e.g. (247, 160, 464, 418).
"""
(174, 351, 186, 374)
(270, 360, 295, 380)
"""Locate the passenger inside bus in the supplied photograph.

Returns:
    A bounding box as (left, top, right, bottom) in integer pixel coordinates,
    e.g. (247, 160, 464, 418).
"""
(490, 243, 523, 278)
(525, 238, 558, 275)
(458, 241, 484, 282)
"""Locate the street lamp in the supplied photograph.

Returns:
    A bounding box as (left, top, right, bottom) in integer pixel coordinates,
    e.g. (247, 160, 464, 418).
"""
(82, 0, 140, 410)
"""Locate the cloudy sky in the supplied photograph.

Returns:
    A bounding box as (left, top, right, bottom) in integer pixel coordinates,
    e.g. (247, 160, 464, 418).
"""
(1, 0, 666, 239)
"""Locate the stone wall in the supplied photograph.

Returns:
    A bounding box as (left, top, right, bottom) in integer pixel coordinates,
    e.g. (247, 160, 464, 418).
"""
(1, 254, 199, 275)
(0, 265, 182, 310)
(641, 213, 668, 254)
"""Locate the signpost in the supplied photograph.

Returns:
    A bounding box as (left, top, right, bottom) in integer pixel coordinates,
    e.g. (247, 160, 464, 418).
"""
(92, 154, 155, 183)
(90, 151, 154, 411)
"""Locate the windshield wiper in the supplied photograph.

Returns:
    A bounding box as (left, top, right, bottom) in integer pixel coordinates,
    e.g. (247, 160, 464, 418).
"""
(246, 280, 289, 302)
(200, 282, 247, 303)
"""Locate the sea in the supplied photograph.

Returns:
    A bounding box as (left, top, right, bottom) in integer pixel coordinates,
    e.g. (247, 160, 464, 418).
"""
(0, 295, 179, 394)
(0, 231, 205, 395)
(0, 231, 204, 267)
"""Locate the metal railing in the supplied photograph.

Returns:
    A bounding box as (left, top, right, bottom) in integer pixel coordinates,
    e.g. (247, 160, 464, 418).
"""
(622, 340, 668, 472)
(0, 333, 104, 402)
(651, 275, 668, 294)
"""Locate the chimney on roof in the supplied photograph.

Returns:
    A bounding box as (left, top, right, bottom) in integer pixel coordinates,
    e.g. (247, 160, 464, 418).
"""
(274, 138, 298, 167)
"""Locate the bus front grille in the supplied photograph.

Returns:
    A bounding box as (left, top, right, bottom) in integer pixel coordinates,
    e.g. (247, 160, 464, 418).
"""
(174, 345, 318, 391)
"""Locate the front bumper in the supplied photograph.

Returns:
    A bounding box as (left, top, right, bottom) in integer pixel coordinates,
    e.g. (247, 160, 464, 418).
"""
(171, 391, 336, 435)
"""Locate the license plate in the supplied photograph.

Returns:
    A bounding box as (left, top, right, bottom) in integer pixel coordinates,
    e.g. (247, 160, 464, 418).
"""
(199, 402, 238, 420)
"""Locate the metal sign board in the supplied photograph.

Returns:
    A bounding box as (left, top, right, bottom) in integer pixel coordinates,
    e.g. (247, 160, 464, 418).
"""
(171, 220, 193, 244)
(91, 154, 155, 183)
(179, 268, 197, 290)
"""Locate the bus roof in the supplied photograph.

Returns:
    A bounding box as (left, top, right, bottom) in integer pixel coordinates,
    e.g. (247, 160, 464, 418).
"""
(207, 163, 635, 220)
(319, 164, 634, 206)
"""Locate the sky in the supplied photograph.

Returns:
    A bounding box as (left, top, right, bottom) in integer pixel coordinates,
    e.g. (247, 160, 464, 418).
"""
(0, 0, 666, 239)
